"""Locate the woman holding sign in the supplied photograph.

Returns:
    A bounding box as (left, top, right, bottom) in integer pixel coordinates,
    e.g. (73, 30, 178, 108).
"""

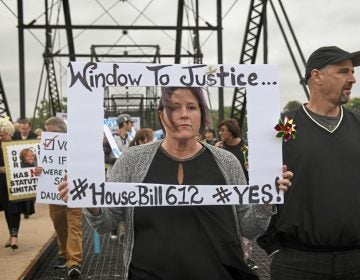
(59, 87, 293, 280)
(0, 117, 28, 251)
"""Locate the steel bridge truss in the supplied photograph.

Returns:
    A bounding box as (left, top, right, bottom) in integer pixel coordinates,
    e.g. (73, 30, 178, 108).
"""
(16, 0, 225, 121)
(231, 0, 308, 131)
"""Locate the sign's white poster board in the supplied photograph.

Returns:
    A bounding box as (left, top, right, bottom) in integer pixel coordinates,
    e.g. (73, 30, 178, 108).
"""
(67, 62, 282, 207)
(36, 132, 67, 205)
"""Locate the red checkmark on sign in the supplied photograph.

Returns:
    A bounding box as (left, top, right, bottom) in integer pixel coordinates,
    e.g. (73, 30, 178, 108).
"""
(44, 135, 58, 150)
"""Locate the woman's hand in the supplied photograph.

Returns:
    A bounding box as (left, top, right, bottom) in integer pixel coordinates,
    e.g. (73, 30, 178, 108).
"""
(58, 175, 69, 202)
(276, 165, 293, 192)
(244, 161, 249, 170)
(215, 141, 224, 148)
(58, 175, 101, 215)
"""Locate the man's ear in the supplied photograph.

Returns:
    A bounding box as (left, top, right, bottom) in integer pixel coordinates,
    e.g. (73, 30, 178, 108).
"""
(311, 69, 323, 85)
(158, 111, 163, 123)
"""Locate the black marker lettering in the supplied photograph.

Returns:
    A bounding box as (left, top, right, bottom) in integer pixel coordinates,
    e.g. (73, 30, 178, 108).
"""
(249, 185, 260, 203)
(189, 185, 203, 204)
(261, 184, 273, 203)
(233, 186, 249, 204)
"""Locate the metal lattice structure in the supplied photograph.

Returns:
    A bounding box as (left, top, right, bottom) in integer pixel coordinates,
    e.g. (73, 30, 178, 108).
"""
(90, 45, 161, 63)
(13, 0, 308, 124)
(44, 29, 62, 116)
(0, 75, 12, 120)
(17, 0, 221, 122)
(231, 0, 267, 129)
(231, 0, 308, 131)
(91, 44, 162, 128)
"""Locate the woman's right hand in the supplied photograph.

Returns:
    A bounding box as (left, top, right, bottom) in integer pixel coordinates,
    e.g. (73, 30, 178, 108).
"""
(215, 141, 224, 148)
(59, 175, 102, 216)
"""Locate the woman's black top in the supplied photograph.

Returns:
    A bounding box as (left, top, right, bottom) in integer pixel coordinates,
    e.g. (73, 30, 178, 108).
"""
(130, 147, 257, 280)
(223, 140, 249, 183)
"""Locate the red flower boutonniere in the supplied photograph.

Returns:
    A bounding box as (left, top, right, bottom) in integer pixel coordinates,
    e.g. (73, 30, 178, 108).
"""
(275, 116, 297, 142)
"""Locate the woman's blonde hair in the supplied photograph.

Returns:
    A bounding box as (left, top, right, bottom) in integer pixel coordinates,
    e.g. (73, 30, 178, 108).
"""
(0, 118, 15, 136)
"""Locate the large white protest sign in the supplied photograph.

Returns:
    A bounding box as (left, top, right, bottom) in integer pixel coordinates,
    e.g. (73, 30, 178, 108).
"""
(36, 132, 67, 205)
(73, 181, 283, 207)
(2, 140, 40, 201)
(67, 62, 282, 207)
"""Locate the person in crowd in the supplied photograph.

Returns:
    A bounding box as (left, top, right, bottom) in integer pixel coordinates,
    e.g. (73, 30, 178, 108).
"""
(204, 127, 218, 145)
(215, 118, 256, 269)
(104, 114, 134, 168)
(109, 127, 154, 242)
(216, 118, 249, 182)
(34, 127, 43, 139)
(12, 117, 37, 219)
(43, 117, 83, 279)
(257, 46, 360, 279)
(20, 148, 37, 168)
(12, 118, 37, 140)
(118, 127, 154, 240)
(194, 132, 203, 141)
(129, 128, 154, 147)
(59, 87, 293, 280)
(13, 121, 20, 133)
(103, 113, 134, 239)
(0, 117, 33, 251)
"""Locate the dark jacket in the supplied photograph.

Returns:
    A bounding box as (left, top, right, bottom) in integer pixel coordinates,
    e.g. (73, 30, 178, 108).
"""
(258, 106, 360, 253)
(12, 131, 37, 140)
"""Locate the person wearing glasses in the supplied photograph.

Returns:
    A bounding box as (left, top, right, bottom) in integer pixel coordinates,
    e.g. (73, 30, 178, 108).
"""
(103, 113, 135, 239)
(216, 118, 257, 270)
(216, 119, 249, 182)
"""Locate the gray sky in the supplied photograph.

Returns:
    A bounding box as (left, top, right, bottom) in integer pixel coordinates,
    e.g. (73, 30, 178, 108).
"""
(1, 0, 360, 121)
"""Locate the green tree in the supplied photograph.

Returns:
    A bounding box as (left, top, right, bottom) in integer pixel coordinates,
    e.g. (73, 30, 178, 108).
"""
(283, 100, 302, 113)
(31, 98, 67, 129)
(344, 97, 360, 113)
(210, 106, 232, 127)
(210, 107, 247, 139)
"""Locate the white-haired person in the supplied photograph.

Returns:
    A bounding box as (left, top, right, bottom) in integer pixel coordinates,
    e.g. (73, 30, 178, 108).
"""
(0, 117, 32, 251)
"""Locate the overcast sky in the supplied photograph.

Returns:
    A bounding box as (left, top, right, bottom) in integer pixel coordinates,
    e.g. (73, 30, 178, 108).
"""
(1, 0, 360, 121)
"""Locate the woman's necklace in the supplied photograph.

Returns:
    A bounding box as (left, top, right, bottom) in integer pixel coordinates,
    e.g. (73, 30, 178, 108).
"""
(225, 137, 241, 146)
(159, 145, 206, 162)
